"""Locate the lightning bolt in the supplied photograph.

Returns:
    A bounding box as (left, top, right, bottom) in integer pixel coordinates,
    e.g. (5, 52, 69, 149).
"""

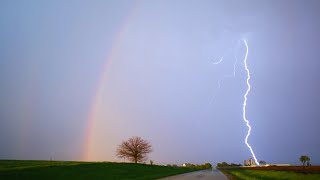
(242, 39, 259, 166)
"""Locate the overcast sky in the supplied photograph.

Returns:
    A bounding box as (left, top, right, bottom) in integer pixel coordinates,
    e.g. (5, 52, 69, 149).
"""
(1, 0, 320, 165)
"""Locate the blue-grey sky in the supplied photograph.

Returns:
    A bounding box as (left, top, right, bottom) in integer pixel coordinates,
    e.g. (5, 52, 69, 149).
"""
(1, 0, 320, 165)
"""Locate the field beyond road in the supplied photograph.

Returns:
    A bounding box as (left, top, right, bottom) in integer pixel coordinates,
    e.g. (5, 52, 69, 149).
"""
(219, 166, 320, 180)
(0, 160, 196, 180)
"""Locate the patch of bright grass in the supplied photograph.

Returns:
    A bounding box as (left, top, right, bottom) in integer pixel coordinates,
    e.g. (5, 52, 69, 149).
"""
(222, 168, 320, 180)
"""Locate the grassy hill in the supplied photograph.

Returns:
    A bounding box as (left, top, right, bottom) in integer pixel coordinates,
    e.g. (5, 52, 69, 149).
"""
(0, 160, 196, 180)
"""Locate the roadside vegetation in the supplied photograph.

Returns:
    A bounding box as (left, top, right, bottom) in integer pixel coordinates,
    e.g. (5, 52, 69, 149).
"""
(0, 160, 197, 180)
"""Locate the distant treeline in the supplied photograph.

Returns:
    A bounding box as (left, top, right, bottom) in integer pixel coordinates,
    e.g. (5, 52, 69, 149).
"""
(216, 162, 242, 168)
(167, 163, 212, 170)
(183, 163, 212, 170)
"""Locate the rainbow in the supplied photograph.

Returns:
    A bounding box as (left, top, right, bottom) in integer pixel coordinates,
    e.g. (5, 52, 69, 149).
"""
(83, 1, 140, 161)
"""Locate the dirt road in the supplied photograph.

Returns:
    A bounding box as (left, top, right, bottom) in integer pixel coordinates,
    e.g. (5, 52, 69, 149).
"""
(158, 169, 229, 180)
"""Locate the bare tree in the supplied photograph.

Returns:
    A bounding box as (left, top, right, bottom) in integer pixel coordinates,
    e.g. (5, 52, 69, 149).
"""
(116, 136, 152, 163)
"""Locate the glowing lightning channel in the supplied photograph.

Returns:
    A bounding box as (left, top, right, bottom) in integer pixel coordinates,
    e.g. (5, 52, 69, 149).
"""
(211, 56, 224, 64)
(242, 39, 259, 166)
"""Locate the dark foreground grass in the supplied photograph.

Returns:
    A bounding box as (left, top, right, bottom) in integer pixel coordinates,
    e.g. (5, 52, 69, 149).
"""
(220, 167, 320, 180)
(0, 160, 196, 180)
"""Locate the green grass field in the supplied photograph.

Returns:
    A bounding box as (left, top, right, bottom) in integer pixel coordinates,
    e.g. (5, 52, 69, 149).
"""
(0, 160, 196, 180)
(220, 167, 320, 180)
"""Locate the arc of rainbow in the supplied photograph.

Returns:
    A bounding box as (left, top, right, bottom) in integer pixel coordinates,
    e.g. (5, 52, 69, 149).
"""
(83, 1, 140, 161)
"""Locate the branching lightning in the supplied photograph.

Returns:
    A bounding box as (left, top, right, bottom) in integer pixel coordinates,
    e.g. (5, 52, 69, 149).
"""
(242, 39, 259, 165)
(209, 39, 259, 165)
(211, 56, 224, 65)
(209, 47, 238, 104)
